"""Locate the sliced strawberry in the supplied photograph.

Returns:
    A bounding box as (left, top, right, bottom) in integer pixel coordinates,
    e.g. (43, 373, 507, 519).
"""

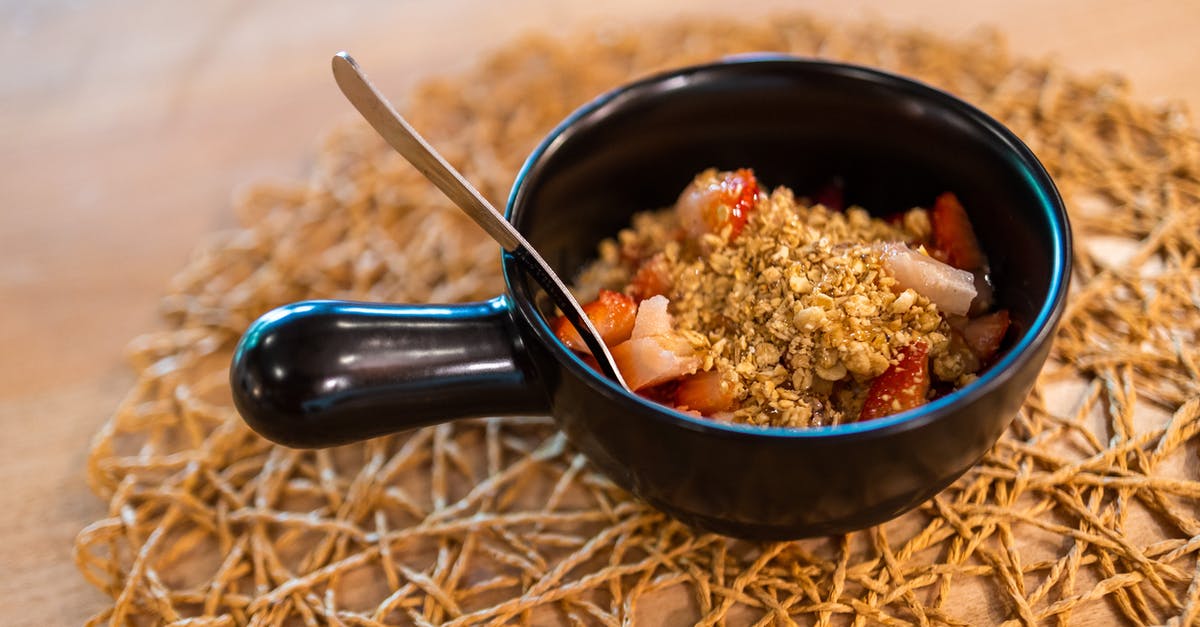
(675, 168, 760, 240)
(550, 290, 637, 354)
(859, 341, 931, 421)
(627, 253, 672, 302)
(610, 333, 702, 391)
(961, 310, 1010, 361)
(637, 380, 680, 406)
(674, 370, 735, 414)
(930, 192, 986, 272)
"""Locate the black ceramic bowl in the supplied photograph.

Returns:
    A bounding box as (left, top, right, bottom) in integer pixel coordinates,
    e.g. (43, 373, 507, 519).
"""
(231, 57, 1071, 540)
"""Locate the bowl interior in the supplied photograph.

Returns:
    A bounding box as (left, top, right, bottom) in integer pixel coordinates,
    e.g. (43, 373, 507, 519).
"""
(507, 58, 1066, 412)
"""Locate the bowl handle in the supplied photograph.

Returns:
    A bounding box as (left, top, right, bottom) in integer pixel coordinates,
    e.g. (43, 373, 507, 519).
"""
(230, 296, 548, 447)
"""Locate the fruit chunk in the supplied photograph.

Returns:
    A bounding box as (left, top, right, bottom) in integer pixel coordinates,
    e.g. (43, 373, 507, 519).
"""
(879, 242, 977, 316)
(610, 333, 702, 391)
(674, 370, 735, 414)
(600, 294, 703, 391)
(630, 295, 673, 338)
(675, 168, 760, 240)
(860, 341, 931, 421)
(636, 380, 680, 405)
(627, 253, 672, 302)
(550, 290, 636, 354)
(961, 310, 1010, 361)
(930, 192, 986, 272)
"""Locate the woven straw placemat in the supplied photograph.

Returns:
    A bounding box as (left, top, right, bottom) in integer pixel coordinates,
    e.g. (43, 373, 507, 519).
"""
(74, 14, 1200, 626)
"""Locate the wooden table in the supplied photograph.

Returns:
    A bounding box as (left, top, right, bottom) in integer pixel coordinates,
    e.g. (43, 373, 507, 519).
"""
(2, 1, 1197, 623)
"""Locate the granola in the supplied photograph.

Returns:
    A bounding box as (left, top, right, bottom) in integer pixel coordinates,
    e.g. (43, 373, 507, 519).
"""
(564, 169, 1006, 427)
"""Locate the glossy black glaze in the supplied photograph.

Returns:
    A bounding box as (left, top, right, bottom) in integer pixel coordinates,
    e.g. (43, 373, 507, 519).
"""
(231, 298, 546, 447)
(231, 57, 1071, 539)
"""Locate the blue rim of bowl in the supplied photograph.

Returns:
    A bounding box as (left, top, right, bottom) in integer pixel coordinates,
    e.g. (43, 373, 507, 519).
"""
(504, 55, 1072, 440)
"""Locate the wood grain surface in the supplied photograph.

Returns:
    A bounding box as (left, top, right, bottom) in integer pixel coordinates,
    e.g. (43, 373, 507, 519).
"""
(2, 1, 1198, 624)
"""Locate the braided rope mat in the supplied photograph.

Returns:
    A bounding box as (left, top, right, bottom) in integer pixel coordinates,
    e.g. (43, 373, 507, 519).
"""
(74, 14, 1200, 626)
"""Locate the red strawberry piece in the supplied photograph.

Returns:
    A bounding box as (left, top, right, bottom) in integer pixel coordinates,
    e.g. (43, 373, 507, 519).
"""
(674, 370, 735, 414)
(931, 192, 986, 272)
(961, 310, 1010, 361)
(676, 169, 760, 240)
(550, 290, 637, 354)
(859, 341, 932, 421)
(627, 253, 672, 303)
(717, 168, 759, 238)
(637, 380, 680, 405)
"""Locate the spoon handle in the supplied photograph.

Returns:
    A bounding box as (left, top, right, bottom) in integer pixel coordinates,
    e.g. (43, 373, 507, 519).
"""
(332, 52, 519, 250)
(330, 52, 630, 391)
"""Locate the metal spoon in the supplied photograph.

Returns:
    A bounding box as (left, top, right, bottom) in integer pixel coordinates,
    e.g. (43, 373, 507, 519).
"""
(331, 51, 631, 392)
